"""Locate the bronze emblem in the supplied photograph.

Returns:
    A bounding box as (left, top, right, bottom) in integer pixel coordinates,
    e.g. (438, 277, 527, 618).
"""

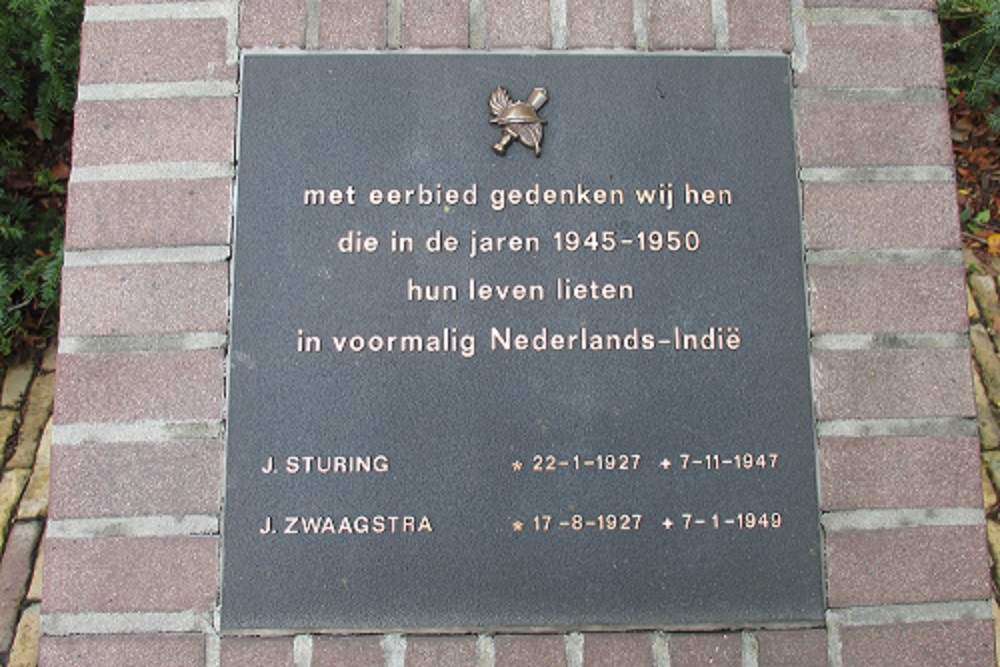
(489, 86, 548, 157)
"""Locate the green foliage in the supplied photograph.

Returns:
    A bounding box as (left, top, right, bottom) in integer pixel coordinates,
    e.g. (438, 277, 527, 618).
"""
(940, 0, 1000, 128)
(0, 0, 85, 140)
(0, 0, 82, 356)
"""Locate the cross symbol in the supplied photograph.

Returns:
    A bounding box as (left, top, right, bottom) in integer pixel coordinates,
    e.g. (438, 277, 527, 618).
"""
(662, 517, 674, 530)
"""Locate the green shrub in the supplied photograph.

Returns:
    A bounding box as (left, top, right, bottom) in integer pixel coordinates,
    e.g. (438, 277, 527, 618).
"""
(0, 0, 83, 356)
(939, 0, 1000, 128)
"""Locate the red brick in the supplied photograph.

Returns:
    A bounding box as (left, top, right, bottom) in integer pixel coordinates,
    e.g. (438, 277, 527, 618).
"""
(812, 349, 975, 420)
(39, 635, 205, 667)
(826, 526, 990, 608)
(486, 0, 549, 48)
(80, 20, 234, 84)
(407, 635, 477, 666)
(669, 633, 741, 667)
(312, 635, 383, 667)
(73, 98, 236, 167)
(221, 637, 295, 666)
(239, 0, 305, 48)
(840, 620, 994, 667)
(796, 24, 944, 88)
(0, 521, 42, 654)
(820, 437, 982, 510)
(495, 635, 566, 667)
(91, 0, 219, 3)
(319, 0, 387, 48)
(805, 0, 934, 7)
(584, 633, 653, 666)
(567, 0, 633, 48)
(648, 0, 713, 50)
(797, 101, 952, 168)
(802, 182, 960, 250)
(756, 629, 827, 667)
(728, 0, 792, 51)
(49, 440, 224, 519)
(43, 537, 217, 612)
(808, 265, 967, 334)
(403, 0, 468, 47)
(65, 179, 231, 250)
(59, 263, 229, 337)
(53, 350, 225, 424)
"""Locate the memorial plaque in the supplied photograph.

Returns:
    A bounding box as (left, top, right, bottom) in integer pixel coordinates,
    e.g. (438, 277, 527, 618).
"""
(222, 53, 825, 632)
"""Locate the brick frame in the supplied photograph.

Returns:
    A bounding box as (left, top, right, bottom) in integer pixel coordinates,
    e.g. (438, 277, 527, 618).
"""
(43, 1, 994, 665)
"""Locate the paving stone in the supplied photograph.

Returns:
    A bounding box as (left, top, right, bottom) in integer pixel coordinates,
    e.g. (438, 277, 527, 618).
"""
(798, 100, 952, 168)
(50, 440, 223, 519)
(72, 98, 236, 167)
(584, 633, 654, 665)
(495, 636, 566, 667)
(987, 519, 1000, 585)
(826, 525, 991, 607)
(486, 0, 549, 48)
(0, 521, 42, 656)
(239, 0, 306, 48)
(60, 263, 229, 337)
(53, 350, 224, 425)
(221, 636, 295, 666)
(820, 436, 982, 510)
(39, 341, 56, 373)
(840, 619, 995, 666)
(567, 0, 633, 47)
(407, 635, 477, 666)
(728, 0, 792, 51)
(970, 273, 1000, 333)
(796, 24, 945, 88)
(648, 0, 714, 50)
(312, 635, 384, 667)
(17, 419, 49, 520)
(402, 0, 469, 47)
(7, 603, 39, 667)
(8, 374, 53, 470)
(26, 540, 42, 603)
(968, 283, 981, 320)
(974, 371, 1000, 451)
(756, 629, 827, 666)
(65, 179, 232, 250)
(669, 633, 741, 667)
(804, 0, 934, 6)
(44, 536, 217, 613)
(802, 182, 960, 250)
(319, 0, 387, 48)
(0, 470, 31, 552)
(984, 451, 1000, 498)
(1, 361, 33, 409)
(812, 349, 976, 420)
(39, 634, 205, 667)
(809, 264, 967, 334)
(972, 324, 1000, 407)
(79, 19, 235, 84)
(0, 410, 17, 451)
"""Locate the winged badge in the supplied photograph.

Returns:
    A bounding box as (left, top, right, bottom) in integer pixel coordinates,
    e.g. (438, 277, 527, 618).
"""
(489, 86, 548, 157)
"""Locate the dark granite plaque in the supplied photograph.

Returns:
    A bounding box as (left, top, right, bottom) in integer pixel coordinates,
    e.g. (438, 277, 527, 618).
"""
(222, 53, 824, 632)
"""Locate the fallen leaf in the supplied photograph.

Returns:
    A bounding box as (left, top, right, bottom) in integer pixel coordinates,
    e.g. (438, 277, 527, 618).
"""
(987, 233, 1000, 256)
(50, 161, 70, 181)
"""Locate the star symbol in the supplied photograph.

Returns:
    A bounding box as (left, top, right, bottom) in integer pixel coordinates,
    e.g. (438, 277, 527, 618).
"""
(662, 517, 674, 530)
(512, 460, 523, 472)
(659, 458, 672, 470)
(512, 521, 524, 532)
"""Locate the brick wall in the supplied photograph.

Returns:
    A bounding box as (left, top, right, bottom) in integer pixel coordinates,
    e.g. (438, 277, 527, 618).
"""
(42, 0, 995, 665)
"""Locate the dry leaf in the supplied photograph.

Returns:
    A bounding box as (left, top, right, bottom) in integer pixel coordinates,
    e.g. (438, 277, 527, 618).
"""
(987, 233, 1000, 256)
